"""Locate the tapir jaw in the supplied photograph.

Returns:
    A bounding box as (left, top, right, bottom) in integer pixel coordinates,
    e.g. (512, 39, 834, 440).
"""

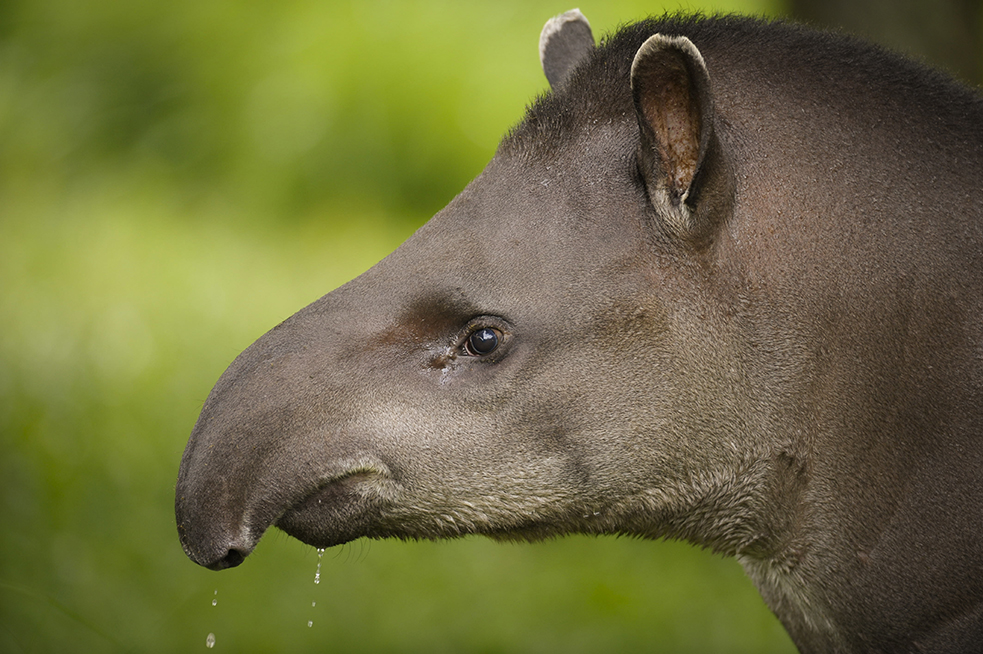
(273, 465, 402, 550)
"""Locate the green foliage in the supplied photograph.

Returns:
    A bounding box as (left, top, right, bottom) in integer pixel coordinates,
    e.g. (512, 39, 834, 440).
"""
(0, 0, 793, 652)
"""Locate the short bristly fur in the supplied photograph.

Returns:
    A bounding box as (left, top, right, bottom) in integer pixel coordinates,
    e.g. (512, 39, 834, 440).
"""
(177, 12, 983, 653)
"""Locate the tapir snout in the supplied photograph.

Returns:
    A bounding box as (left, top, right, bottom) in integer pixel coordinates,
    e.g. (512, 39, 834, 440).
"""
(177, 10, 983, 653)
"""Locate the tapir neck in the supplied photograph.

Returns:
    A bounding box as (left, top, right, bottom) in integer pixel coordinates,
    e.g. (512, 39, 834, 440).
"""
(740, 426, 983, 653)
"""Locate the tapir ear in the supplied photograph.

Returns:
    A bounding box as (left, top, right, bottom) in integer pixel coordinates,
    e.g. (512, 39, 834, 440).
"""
(631, 34, 720, 238)
(539, 9, 594, 88)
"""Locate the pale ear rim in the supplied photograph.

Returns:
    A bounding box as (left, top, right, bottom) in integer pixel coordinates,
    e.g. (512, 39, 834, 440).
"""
(539, 8, 595, 89)
(630, 33, 718, 236)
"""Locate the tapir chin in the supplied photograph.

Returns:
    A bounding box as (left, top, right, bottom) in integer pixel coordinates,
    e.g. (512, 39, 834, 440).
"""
(176, 10, 983, 653)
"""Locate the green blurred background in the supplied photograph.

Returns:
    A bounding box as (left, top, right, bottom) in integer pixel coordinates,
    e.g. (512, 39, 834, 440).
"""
(2, 1, 979, 652)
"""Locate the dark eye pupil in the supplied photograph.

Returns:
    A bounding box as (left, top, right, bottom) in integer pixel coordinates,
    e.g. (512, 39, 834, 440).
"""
(467, 328, 499, 356)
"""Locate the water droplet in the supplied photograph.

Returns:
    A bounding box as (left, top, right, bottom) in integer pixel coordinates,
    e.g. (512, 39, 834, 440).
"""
(206, 632, 216, 648)
(306, 549, 324, 629)
(211, 599, 217, 606)
(313, 548, 324, 585)
(211, 589, 218, 607)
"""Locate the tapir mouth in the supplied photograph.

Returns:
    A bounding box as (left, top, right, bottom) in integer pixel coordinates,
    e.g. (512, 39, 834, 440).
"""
(177, 457, 398, 571)
(273, 463, 400, 551)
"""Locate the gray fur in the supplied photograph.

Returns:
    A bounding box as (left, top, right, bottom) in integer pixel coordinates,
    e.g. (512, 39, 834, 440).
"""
(539, 8, 594, 88)
(177, 11, 983, 653)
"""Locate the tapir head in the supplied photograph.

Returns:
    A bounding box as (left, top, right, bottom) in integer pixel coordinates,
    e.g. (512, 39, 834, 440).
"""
(177, 8, 983, 653)
(176, 11, 772, 572)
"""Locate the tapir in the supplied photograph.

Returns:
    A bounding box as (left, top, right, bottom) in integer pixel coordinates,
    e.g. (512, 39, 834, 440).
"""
(176, 10, 983, 653)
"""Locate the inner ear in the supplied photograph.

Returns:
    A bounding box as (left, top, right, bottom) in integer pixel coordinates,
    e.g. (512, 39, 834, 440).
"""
(631, 34, 717, 233)
(637, 55, 702, 195)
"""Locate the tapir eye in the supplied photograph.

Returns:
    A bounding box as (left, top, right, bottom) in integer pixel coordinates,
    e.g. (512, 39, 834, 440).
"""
(464, 327, 501, 356)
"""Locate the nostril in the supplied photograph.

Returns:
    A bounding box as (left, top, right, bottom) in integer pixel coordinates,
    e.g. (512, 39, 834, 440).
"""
(207, 548, 246, 571)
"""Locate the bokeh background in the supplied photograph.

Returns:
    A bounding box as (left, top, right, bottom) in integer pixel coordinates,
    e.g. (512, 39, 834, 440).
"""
(2, 1, 980, 652)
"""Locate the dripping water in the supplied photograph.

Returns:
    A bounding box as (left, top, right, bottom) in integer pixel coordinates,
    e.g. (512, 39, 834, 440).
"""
(205, 589, 218, 648)
(307, 548, 325, 628)
(314, 548, 324, 585)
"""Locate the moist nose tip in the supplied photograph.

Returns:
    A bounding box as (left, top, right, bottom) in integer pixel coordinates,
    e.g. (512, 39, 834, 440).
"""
(178, 524, 252, 570)
(206, 548, 247, 571)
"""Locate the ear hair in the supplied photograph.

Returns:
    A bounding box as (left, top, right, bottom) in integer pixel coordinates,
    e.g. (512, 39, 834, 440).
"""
(631, 34, 719, 238)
